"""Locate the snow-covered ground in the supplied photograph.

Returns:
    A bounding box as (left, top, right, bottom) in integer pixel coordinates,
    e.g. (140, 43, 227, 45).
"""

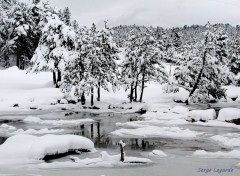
(1, 66, 240, 175)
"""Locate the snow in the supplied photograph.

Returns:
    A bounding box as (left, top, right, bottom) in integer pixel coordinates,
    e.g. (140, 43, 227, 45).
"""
(170, 106, 189, 114)
(0, 67, 63, 111)
(149, 150, 168, 157)
(37, 151, 152, 168)
(192, 150, 240, 159)
(211, 133, 240, 148)
(12, 128, 64, 135)
(111, 126, 203, 139)
(187, 109, 216, 121)
(0, 134, 95, 162)
(218, 108, 240, 121)
(24, 116, 94, 126)
(0, 124, 16, 130)
(173, 88, 189, 103)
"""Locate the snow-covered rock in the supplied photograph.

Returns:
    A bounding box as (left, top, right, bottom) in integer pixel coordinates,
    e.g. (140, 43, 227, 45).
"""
(218, 108, 240, 121)
(149, 150, 168, 157)
(0, 134, 95, 161)
(192, 150, 240, 159)
(187, 109, 216, 121)
(170, 106, 189, 114)
(0, 124, 16, 130)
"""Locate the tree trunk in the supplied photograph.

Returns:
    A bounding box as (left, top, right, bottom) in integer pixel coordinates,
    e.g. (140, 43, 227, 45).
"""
(97, 82, 100, 101)
(53, 71, 57, 87)
(16, 39, 20, 68)
(187, 50, 207, 105)
(91, 87, 94, 106)
(134, 82, 138, 102)
(80, 92, 86, 105)
(56, 70, 61, 88)
(129, 84, 134, 103)
(139, 72, 145, 103)
(120, 142, 125, 162)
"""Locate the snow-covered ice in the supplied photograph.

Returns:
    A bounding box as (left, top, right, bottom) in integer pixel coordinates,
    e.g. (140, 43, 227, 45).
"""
(211, 133, 240, 148)
(148, 150, 168, 157)
(192, 150, 240, 159)
(24, 116, 94, 126)
(37, 151, 152, 169)
(111, 126, 203, 139)
(170, 106, 189, 114)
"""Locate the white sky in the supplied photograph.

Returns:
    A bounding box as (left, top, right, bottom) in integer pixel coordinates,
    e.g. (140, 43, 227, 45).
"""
(26, 0, 240, 28)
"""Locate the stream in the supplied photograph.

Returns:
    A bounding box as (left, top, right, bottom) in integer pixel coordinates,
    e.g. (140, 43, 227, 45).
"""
(0, 110, 240, 176)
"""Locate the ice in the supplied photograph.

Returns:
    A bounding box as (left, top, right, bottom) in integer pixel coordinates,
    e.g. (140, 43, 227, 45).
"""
(111, 126, 203, 139)
(211, 133, 240, 148)
(218, 108, 240, 121)
(149, 150, 168, 157)
(37, 151, 152, 168)
(24, 116, 94, 126)
(192, 150, 240, 158)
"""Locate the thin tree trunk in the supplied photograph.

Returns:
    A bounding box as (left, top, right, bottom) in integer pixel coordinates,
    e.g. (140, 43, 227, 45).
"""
(130, 84, 134, 103)
(91, 87, 94, 106)
(16, 39, 20, 68)
(134, 82, 138, 102)
(97, 82, 100, 101)
(56, 70, 61, 88)
(120, 142, 125, 162)
(139, 72, 145, 103)
(53, 71, 57, 87)
(80, 92, 86, 105)
(186, 50, 207, 105)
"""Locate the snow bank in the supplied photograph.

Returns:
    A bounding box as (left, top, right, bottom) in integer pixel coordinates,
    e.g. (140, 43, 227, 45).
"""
(0, 134, 95, 161)
(187, 109, 216, 121)
(211, 133, 240, 148)
(170, 106, 189, 114)
(24, 116, 94, 126)
(194, 120, 240, 129)
(38, 151, 152, 168)
(111, 126, 203, 139)
(149, 150, 168, 157)
(192, 150, 240, 159)
(218, 108, 240, 121)
(0, 67, 63, 110)
(0, 124, 16, 130)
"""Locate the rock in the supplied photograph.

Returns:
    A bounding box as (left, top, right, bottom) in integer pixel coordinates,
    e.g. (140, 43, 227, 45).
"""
(135, 108, 147, 114)
(13, 104, 19, 107)
(68, 100, 77, 104)
(30, 107, 37, 110)
(226, 119, 240, 125)
(92, 106, 100, 110)
(61, 108, 67, 111)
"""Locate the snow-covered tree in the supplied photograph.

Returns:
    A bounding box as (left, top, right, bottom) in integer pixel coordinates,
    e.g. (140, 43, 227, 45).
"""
(229, 37, 240, 85)
(174, 23, 230, 104)
(62, 7, 71, 26)
(61, 22, 119, 106)
(29, 14, 76, 88)
(121, 28, 168, 103)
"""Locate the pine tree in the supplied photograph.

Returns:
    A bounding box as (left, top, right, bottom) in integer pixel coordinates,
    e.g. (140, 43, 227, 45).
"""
(29, 14, 76, 88)
(174, 23, 230, 104)
(62, 7, 71, 26)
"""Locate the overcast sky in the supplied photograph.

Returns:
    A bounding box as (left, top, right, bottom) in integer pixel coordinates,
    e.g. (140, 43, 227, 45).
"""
(37, 0, 240, 28)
